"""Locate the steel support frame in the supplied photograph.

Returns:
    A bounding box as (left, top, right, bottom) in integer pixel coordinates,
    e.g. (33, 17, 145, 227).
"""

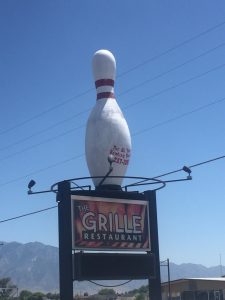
(57, 185, 162, 300)
(145, 190, 162, 300)
(57, 181, 73, 300)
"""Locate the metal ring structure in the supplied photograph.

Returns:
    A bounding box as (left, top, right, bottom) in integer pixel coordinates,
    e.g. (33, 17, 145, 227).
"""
(51, 175, 166, 193)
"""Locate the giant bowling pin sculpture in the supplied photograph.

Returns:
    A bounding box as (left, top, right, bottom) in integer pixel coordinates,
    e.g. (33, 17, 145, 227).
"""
(85, 49, 131, 189)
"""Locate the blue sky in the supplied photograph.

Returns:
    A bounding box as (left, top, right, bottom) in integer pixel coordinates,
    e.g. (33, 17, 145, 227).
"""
(0, 0, 225, 268)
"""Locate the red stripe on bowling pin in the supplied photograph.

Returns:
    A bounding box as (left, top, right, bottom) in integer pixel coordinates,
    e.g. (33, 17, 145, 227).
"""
(95, 79, 114, 88)
(97, 92, 115, 100)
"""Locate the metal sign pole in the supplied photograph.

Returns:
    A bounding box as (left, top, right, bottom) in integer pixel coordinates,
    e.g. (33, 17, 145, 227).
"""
(145, 190, 162, 300)
(57, 181, 73, 300)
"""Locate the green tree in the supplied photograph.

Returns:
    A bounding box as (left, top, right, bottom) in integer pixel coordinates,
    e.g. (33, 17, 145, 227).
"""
(27, 292, 45, 300)
(19, 290, 33, 300)
(0, 277, 17, 299)
(138, 285, 148, 293)
(46, 292, 60, 299)
(135, 293, 145, 300)
(98, 288, 116, 296)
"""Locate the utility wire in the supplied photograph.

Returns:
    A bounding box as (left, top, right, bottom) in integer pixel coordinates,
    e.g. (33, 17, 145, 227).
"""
(0, 206, 57, 224)
(118, 20, 225, 77)
(132, 95, 225, 137)
(123, 62, 225, 110)
(1, 154, 225, 224)
(2, 40, 225, 153)
(0, 89, 93, 137)
(119, 41, 225, 97)
(1, 61, 224, 162)
(0, 109, 89, 153)
(1, 20, 225, 136)
(0, 154, 84, 188)
(190, 155, 225, 169)
(0, 124, 85, 163)
(154, 155, 225, 179)
(0, 91, 224, 185)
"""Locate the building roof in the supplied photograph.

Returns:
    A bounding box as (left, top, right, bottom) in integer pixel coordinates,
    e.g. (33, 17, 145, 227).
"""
(190, 278, 225, 281)
(161, 277, 225, 294)
(161, 277, 225, 286)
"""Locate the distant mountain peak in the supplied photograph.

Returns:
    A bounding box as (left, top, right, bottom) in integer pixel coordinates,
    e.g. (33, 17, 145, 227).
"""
(0, 241, 223, 293)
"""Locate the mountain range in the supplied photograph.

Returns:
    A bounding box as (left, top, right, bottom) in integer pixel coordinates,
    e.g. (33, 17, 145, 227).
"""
(0, 241, 224, 294)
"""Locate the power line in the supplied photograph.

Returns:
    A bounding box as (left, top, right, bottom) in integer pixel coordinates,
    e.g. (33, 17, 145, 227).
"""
(0, 154, 84, 188)
(123, 62, 225, 110)
(155, 155, 225, 179)
(0, 109, 89, 153)
(119, 41, 225, 97)
(0, 206, 57, 224)
(118, 20, 225, 77)
(1, 61, 224, 162)
(0, 89, 93, 137)
(0, 124, 85, 163)
(2, 40, 225, 153)
(1, 20, 225, 137)
(1, 154, 225, 224)
(1, 51, 225, 185)
(0, 90, 224, 186)
(190, 156, 225, 169)
(132, 95, 225, 137)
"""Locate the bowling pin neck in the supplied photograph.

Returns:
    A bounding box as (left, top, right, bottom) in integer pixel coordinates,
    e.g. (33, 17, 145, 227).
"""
(95, 78, 115, 101)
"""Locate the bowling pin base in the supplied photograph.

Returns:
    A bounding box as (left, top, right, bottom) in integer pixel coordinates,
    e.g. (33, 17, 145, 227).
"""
(95, 184, 122, 191)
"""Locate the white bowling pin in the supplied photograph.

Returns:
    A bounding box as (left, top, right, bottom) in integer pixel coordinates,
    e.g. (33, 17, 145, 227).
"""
(85, 49, 131, 188)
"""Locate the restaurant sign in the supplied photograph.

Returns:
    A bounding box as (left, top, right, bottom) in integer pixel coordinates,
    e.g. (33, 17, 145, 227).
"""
(71, 195, 150, 251)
